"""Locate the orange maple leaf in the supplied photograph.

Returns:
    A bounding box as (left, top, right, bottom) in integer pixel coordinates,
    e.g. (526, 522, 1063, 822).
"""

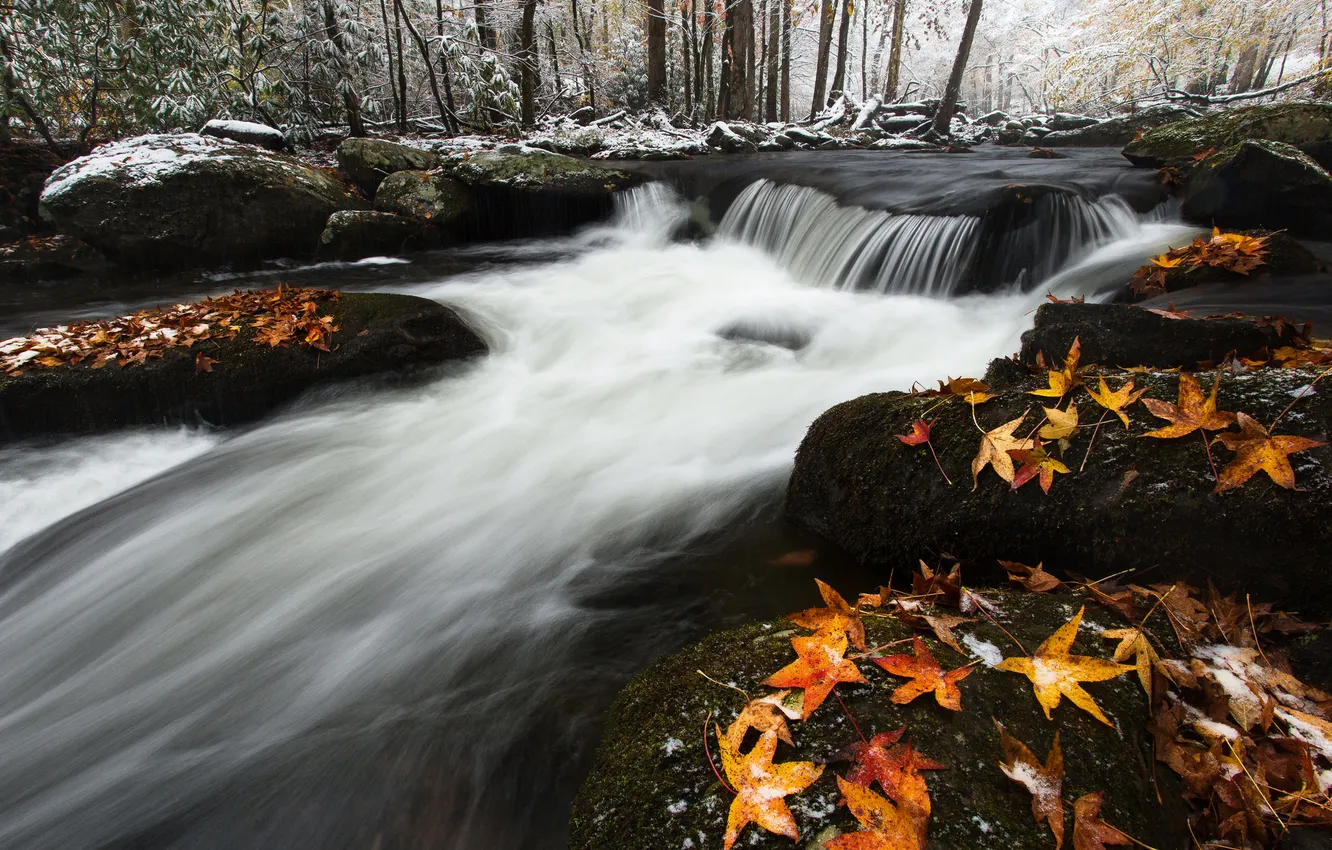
(971, 413, 1035, 490)
(788, 579, 866, 651)
(996, 721, 1065, 849)
(763, 625, 867, 718)
(826, 775, 926, 850)
(725, 691, 801, 749)
(1071, 792, 1132, 850)
(1140, 372, 1235, 439)
(1030, 338, 1082, 399)
(873, 637, 972, 711)
(1085, 377, 1146, 429)
(1213, 412, 1325, 494)
(846, 729, 944, 820)
(716, 727, 823, 849)
(996, 606, 1133, 725)
(194, 352, 218, 374)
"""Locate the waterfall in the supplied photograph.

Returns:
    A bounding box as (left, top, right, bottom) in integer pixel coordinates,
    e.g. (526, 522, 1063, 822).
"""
(717, 178, 1155, 296)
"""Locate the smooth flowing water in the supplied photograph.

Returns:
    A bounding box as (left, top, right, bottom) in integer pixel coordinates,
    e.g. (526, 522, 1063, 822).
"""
(0, 181, 1190, 849)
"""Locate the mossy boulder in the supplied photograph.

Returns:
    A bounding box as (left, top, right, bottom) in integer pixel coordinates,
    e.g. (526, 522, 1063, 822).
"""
(0, 293, 485, 443)
(1020, 302, 1303, 367)
(1119, 230, 1324, 302)
(1122, 102, 1332, 168)
(1039, 105, 1197, 147)
(336, 137, 439, 197)
(317, 210, 439, 261)
(786, 366, 1332, 616)
(570, 590, 1187, 850)
(1180, 140, 1332, 238)
(37, 133, 361, 269)
(437, 146, 641, 196)
(373, 169, 475, 225)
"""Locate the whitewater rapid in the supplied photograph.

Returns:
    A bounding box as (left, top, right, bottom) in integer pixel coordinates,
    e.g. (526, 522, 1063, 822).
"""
(0, 185, 1190, 849)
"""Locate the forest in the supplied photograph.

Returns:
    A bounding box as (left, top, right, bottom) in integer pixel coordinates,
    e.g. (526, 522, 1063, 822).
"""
(3, 0, 1331, 150)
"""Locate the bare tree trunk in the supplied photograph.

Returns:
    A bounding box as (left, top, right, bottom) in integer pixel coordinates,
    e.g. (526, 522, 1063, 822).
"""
(647, 0, 667, 102)
(393, 0, 408, 131)
(681, 0, 694, 113)
(704, 3, 716, 117)
(475, 0, 497, 50)
(547, 20, 565, 97)
(436, 0, 461, 134)
(570, 0, 596, 109)
(322, 0, 366, 136)
(744, 0, 756, 117)
(518, 0, 539, 125)
(828, 0, 851, 102)
(397, 0, 452, 131)
(810, 0, 835, 116)
(931, 0, 981, 136)
(765, 0, 779, 119)
(884, 0, 905, 100)
(860, 0, 867, 98)
(780, 0, 790, 121)
(380, 0, 400, 127)
(691, 0, 702, 112)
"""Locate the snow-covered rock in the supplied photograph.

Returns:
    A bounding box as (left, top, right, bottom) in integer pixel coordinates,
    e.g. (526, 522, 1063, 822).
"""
(199, 119, 286, 150)
(39, 133, 359, 269)
(706, 121, 758, 153)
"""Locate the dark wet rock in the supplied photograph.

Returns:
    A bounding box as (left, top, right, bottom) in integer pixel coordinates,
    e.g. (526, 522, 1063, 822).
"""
(786, 364, 1332, 615)
(769, 133, 794, 150)
(317, 211, 439, 261)
(199, 119, 286, 150)
(1028, 147, 1065, 159)
(1042, 105, 1198, 147)
(570, 590, 1187, 850)
(337, 137, 439, 197)
(1020, 302, 1303, 369)
(1180, 140, 1332, 238)
(996, 124, 1024, 145)
(1123, 102, 1332, 168)
(1019, 129, 1051, 146)
(976, 110, 1011, 127)
(785, 126, 830, 146)
(1046, 113, 1099, 132)
(0, 293, 485, 444)
(717, 318, 813, 351)
(37, 133, 360, 270)
(1123, 230, 1325, 302)
(373, 169, 475, 225)
(570, 105, 596, 125)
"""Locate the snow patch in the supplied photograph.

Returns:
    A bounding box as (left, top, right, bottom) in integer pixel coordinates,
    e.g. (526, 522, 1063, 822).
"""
(662, 737, 683, 756)
(962, 633, 1003, 667)
(667, 799, 687, 814)
(42, 134, 239, 201)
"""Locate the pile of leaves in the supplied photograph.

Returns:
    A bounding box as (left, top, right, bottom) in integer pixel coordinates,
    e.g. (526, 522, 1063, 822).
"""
(703, 561, 1332, 850)
(900, 337, 1326, 495)
(1, 286, 341, 378)
(1131, 228, 1269, 297)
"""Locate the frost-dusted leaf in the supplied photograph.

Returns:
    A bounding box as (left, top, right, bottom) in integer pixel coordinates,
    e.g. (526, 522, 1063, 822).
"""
(971, 413, 1034, 490)
(997, 606, 1133, 725)
(726, 691, 798, 748)
(1213, 412, 1325, 494)
(996, 721, 1065, 849)
(762, 625, 867, 719)
(716, 727, 824, 849)
(873, 637, 973, 711)
(1140, 373, 1235, 439)
(788, 579, 866, 651)
(1071, 792, 1132, 850)
(1085, 377, 1146, 429)
(826, 776, 927, 850)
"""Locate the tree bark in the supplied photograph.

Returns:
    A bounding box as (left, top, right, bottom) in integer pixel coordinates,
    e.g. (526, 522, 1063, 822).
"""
(780, 0, 790, 121)
(719, 0, 754, 119)
(547, 19, 565, 97)
(436, 0, 461, 134)
(704, 2, 716, 117)
(322, 0, 366, 136)
(931, 0, 981, 136)
(397, 0, 452, 131)
(647, 0, 667, 102)
(475, 0, 497, 50)
(518, 0, 539, 125)
(828, 0, 851, 102)
(765, 0, 779, 119)
(810, 0, 835, 116)
(884, 0, 905, 100)
(379, 0, 399, 126)
(681, 0, 694, 113)
(393, 0, 409, 131)
(569, 0, 596, 109)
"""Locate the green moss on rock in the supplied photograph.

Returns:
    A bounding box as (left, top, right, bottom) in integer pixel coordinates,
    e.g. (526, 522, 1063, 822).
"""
(570, 590, 1187, 850)
(336, 137, 439, 197)
(1123, 102, 1332, 168)
(438, 147, 641, 195)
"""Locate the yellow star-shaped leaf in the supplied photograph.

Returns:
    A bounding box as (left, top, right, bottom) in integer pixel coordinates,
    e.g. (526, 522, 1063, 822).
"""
(1085, 377, 1146, 429)
(717, 728, 824, 849)
(971, 413, 1035, 490)
(997, 606, 1133, 726)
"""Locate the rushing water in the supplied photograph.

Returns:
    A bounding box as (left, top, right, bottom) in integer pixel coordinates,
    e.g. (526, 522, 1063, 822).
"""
(0, 181, 1190, 849)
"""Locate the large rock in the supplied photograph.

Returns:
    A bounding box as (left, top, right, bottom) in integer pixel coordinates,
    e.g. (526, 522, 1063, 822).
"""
(199, 119, 286, 150)
(1121, 230, 1324, 301)
(570, 591, 1187, 850)
(1040, 104, 1197, 147)
(1180, 140, 1332, 238)
(373, 169, 475, 225)
(1045, 112, 1100, 132)
(37, 134, 359, 269)
(1123, 102, 1332, 168)
(336, 137, 439, 197)
(786, 364, 1332, 616)
(0, 293, 485, 443)
(317, 210, 438, 261)
(1020, 302, 1302, 368)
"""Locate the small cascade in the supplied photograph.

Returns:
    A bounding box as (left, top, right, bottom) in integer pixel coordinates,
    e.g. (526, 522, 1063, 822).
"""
(717, 179, 979, 296)
(718, 178, 1157, 296)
